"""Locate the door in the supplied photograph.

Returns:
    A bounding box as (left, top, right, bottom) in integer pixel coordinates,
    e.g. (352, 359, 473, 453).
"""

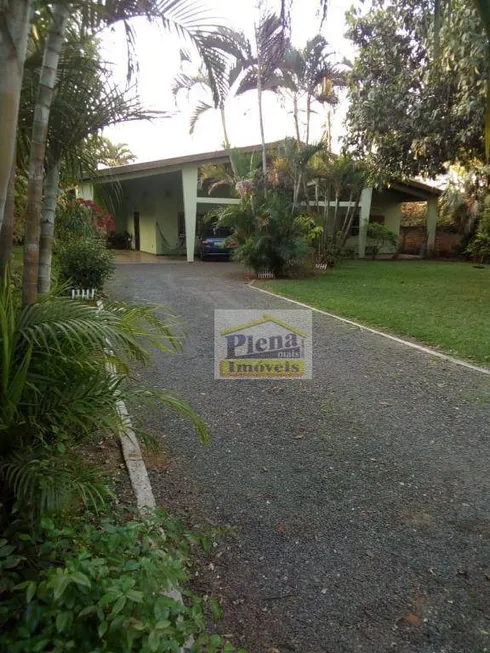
(133, 211, 140, 251)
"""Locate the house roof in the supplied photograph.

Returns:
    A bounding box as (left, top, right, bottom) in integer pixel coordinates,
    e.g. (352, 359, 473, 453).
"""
(87, 141, 283, 182)
(390, 178, 442, 198)
(87, 142, 442, 199)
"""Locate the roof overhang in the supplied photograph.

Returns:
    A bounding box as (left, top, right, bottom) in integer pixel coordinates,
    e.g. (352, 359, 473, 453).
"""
(84, 141, 281, 184)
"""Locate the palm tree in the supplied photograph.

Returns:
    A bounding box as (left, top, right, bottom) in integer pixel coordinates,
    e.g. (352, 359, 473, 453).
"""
(173, 29, 252, 151)
(36, 58, 158, 294)
(0, 0, 32, 233)
(278, 35, 345, 146)
(20, 0, 232, 303)
(252, 12, 285, 191)
(22, 1, 69, 304)
(235, 12, 286, 191)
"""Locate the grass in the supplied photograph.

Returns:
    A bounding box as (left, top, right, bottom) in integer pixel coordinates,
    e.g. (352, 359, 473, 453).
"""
(262, 260, 490, 366)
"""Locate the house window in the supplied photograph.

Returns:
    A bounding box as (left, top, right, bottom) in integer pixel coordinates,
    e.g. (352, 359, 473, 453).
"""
(370, 215, 385, 224)
(350, 214, 360, 237)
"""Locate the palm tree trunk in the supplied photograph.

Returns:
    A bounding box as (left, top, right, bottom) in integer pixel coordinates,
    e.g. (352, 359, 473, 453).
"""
(324, 183, 331, 239)
(305, 95, 311, 146)
(23, 2, 69, 304)
(333, 191, 340, 232)
(293, 93, 301, 143)
(341, 187, 355, 236)
(220, 105, 238, 178)
(0, 159, 17, 280)
(220, 106, 231, 150)
(341, 189, 362, 246)
(38, 161, 60, 295)
(0, 0, 32, 232)
(255, 26, 267, 194)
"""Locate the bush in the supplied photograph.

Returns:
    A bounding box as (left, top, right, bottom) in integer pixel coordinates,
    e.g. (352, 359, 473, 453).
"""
(226, 194, 315, 277)
(466, 231, 490, 263)
(57, 237, 115, 290)
(56, 196, 116, 242)
(0, 280, 205, 525)
(0, 510, 243, 653)
(108, 230, 132, 250)
(316, 232, 352, 267)
(366, 222, 398, 258)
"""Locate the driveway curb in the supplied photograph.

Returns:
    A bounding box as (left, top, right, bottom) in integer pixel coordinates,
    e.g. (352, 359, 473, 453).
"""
(115, 398, 156, 512)
(248, 281, 490, 377)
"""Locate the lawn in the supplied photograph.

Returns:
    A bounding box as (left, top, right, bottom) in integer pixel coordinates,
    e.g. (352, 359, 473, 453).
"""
(262, 260, 490, 366)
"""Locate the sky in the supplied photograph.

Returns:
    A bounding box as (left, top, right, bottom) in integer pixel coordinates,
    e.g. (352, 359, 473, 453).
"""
(101, 0, 355, 164)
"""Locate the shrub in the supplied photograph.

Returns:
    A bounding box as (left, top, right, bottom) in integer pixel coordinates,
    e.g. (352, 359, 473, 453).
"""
(0, 510, 243, 653)
(466, 231, 490, 263)
(366, 222, 398, 258)
(55, 196, 114, 244)
(225, 193, 315, 276)
(108, 230, 132, 250)
(0, 279, 205, 525)
(316, 232, 351, 267)
(466, 195, 490, 263)
(57, 237, 115, 290)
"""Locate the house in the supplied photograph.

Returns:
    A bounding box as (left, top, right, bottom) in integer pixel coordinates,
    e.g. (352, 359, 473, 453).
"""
(78, 143, 442, 261)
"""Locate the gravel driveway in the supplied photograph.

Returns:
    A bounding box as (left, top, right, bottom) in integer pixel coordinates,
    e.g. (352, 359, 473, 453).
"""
(110, 261, 490, 653)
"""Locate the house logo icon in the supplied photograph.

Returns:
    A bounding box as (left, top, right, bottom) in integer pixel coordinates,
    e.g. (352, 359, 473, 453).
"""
(214, 310, 312, 380)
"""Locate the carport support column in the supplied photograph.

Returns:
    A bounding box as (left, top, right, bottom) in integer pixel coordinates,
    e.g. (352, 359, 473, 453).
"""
(426, 196, 438, 257)
(358, 187, 373, 259)
(182, 165, 198, 262)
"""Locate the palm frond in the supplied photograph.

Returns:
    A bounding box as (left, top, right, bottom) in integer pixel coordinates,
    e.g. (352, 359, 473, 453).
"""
(189, 100, 213, 134)
(2, 445, 112, 519)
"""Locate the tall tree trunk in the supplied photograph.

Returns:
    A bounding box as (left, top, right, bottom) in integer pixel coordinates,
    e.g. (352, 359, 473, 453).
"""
(22, 2, 69, 304)
(305, 95, 311, 146)
(293, 93, 301, 143)
(0, 159, 17, 280)
(333, 191, 340, 232)
(341, 189, 362, 246)
(255, 27, 267, 194)
(340, 187, 355, 236)
(220, 105, 231, 150)
(0, 0, 32, 232)
(38, 161, 60, 294)
(323, 183, 331, 241)
(220, 105, 238, 178)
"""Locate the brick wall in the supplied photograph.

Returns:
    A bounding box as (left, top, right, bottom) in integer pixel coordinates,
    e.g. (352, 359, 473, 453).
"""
(399, 226, 461, 256)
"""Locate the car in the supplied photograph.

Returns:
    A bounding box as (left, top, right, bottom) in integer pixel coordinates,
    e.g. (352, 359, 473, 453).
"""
(199, 227, 235, 260)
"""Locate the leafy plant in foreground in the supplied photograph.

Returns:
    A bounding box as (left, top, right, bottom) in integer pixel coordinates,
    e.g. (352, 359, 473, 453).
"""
(0, 509, 245, 653)
(0, 278, 206, 524)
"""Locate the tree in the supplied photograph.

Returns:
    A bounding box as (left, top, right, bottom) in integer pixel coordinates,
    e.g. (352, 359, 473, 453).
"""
(88, 137, 136, 167)
(16, 0, 231, 302)
(23, 1, 70, 304)
(252, 12, 285, 190)
(344, 0, 489, 180)
(0, 0, 32, 232)
(173, 29, 252, 151)
(278, 35, 345, 146)
(34, 32, 156, 294)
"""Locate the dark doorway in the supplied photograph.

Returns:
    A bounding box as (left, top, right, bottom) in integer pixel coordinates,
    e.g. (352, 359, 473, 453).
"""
(133, 212, 140, 251)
